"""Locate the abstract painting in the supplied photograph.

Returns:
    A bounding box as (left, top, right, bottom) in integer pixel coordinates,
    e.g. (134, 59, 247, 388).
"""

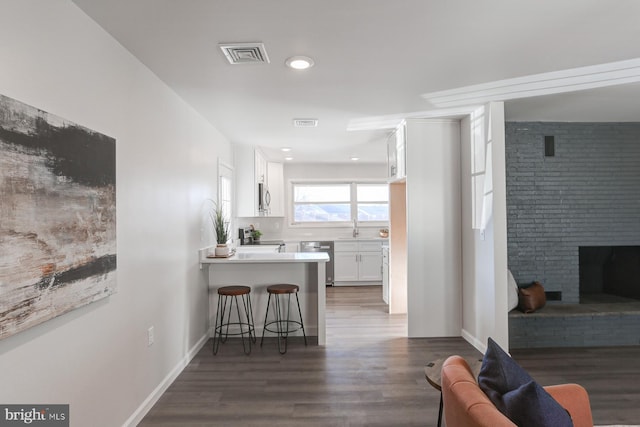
(0, 94, 116, 339)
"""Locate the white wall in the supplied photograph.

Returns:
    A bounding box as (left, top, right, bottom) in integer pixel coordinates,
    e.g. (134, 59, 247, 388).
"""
(405, 119, 462, 337)
(0, 1, 231, 426)
(490, 103, 509, 349)
(460, 103, 509, 352)
(241, 162, 388, 242)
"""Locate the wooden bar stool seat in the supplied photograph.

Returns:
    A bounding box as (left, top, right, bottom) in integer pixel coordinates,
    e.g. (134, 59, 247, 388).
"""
(218, 285, 252, 296)
(266, 284, 299, 294)
(213, 285, 255, 355)
(260, 284, 307, 354)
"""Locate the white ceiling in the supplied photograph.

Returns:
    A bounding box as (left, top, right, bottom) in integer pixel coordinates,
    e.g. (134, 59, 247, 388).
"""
(71, 0, 640, 163)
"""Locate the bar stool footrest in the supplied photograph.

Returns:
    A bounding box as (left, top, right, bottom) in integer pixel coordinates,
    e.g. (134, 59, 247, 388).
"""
(262, 320, 304, 336)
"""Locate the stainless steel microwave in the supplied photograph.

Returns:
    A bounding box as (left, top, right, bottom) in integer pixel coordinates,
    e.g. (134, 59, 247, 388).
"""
(258, 182, 270, 215)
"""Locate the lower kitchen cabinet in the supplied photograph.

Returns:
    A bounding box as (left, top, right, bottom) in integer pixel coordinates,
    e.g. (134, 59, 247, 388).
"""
(359, 252, 383, 280)
(334, 251, 359, 281)
(334, 240, 384, 285)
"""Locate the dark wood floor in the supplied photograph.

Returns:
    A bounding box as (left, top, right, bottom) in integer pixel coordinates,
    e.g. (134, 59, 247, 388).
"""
(140, 286, 640, 426)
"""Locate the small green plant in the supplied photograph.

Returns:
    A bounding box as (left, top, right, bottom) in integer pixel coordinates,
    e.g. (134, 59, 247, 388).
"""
(210, 202, 230, 244)
(251, 229, 262, 240)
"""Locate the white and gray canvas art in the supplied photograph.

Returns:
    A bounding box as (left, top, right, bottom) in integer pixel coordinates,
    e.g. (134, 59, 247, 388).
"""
(0, 94, 116, 339)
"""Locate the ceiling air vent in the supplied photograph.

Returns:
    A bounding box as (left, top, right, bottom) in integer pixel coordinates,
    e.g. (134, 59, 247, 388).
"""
(219, 43, 270, 65)
(293, 118, 318, 128)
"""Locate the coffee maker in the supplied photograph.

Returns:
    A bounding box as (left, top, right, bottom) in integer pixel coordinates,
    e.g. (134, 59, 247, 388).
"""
(238, 227, 253, 245)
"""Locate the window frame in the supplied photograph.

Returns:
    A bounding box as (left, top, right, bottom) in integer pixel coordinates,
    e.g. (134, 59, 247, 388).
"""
(289, 179, 389, 228)
(218, 159, 234, 243)
(354, 182, 390, 223)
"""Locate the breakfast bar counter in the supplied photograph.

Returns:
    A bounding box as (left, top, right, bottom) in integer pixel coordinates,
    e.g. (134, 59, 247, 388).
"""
(199, 249, 330, 345)
(201, 251, 330, 264)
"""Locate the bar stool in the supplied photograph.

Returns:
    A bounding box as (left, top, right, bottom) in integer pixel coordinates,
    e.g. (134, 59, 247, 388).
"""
(260, 284, 307, 354)
(213, 285, 255, 355)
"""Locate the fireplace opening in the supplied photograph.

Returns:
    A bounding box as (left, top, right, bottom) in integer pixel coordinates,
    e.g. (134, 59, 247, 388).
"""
(579, 246, 640, 303)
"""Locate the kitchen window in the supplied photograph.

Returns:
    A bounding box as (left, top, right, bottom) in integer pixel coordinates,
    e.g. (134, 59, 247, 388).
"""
(218, 160, 233, 239)
(291, 182, 388, 225)
(355, 183, 389, 221)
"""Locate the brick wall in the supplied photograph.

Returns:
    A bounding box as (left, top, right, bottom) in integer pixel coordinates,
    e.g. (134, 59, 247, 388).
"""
(506, 122, 640, 303)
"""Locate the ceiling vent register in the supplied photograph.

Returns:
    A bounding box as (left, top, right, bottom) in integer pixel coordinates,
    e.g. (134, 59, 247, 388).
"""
(219, 43, 270, 64)
(293, 118, 318, 128)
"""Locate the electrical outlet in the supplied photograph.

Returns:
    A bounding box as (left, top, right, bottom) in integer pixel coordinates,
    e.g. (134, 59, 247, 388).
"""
(147, 326, 154, 347)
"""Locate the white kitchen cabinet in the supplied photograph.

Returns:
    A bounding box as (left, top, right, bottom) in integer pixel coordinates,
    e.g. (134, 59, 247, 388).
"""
(388, 137, 397, 178)
(359, 252, 382, 280)
(334, 240, 384, 285)
(267, 162, 284, 216)
(382, 246, 389, 304)
(234, 145, 284, 217)
(388, 121, 406, 181)
(255, 149, 267, 184)
(334, 251, 359, 281)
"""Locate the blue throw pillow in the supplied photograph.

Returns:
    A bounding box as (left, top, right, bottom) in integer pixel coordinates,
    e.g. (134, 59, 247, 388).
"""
(477, 338, 573, 427)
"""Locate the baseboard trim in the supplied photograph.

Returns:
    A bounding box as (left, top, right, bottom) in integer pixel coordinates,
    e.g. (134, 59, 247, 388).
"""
(122, 332, 209, 427)
(461, 328, 487, 354)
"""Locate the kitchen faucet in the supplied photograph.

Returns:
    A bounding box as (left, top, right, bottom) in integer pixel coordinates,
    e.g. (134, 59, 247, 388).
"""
(352, 218, 359, 238)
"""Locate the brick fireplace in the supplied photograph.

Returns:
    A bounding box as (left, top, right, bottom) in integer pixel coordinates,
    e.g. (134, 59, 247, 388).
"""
(506, 122, 640, 304)
(506, 122, 640, 348)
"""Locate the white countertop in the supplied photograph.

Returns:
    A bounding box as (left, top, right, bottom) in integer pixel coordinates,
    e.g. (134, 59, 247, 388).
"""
(200, 251, 329, 264)
(297, 237, 388, 242)
(333, 237, 388, 241)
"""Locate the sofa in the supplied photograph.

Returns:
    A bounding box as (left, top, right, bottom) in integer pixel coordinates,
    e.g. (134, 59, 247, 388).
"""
(441, 355, 594, 427)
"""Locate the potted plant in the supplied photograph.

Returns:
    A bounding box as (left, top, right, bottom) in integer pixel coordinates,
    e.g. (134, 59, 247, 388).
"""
(251, 229, 262, 242)
(211, 202, 230, 256)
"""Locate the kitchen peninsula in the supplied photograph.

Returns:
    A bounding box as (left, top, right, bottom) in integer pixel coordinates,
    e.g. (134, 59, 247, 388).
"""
(199, 250, 330, 345)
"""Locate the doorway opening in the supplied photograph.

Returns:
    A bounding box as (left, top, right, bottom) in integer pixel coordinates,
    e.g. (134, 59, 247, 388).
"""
(325, 286, 407, 345)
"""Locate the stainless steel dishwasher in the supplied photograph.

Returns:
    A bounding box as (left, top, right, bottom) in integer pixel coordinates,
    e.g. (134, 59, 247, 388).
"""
(300, 241, 334, 286)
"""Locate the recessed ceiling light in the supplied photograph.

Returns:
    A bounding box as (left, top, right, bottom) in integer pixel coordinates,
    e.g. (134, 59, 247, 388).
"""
(281, 147, 292, 152)
(285, 56, 314, 70)
(284, 156, 294, 161)
(350, 157, 360, 161)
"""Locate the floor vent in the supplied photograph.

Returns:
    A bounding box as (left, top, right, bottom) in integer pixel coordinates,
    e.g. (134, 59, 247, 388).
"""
(545, 291, 562, 301)
(293, 118, 318, 128)
(219, 43, 270, 64)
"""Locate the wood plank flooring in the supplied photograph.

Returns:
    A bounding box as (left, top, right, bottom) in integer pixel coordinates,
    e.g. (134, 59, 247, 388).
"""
(140, 285, 640, 426)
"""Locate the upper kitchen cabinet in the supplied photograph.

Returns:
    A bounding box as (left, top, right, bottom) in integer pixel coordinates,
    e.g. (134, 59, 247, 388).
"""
(266, 162, 284, 216)
(234, 145, 284, 217)
(255, 149, 267, 184)
(387, 121, 406, 181)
